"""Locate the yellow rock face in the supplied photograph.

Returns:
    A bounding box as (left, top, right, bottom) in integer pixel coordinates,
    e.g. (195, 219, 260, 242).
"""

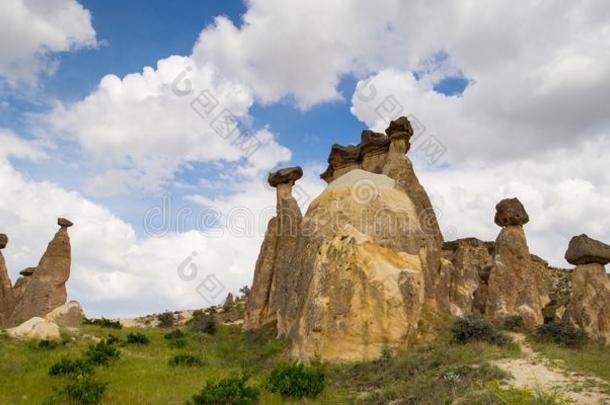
(290, 224, 424, 361)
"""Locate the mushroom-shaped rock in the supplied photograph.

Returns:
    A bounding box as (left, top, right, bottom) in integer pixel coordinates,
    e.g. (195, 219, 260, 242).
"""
(267, 166, 303, 187)
(0, 234, 7, 249)
(494, 198, 529, 227)
(385, 116, 414, 138)
(57, 218, 73, 228)
(19, 267, 36, 277)
(565, 234, 610, 265)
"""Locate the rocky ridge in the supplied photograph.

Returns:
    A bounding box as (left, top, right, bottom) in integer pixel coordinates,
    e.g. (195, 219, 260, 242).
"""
(245, 116, 610, 361)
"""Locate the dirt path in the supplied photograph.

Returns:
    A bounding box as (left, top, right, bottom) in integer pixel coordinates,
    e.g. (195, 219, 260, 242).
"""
(493, 333, 610, 404)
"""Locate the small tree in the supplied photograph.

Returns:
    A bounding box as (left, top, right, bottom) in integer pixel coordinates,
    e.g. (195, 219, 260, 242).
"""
(157, 311, 175, 328)
(239, 285, 251, 298)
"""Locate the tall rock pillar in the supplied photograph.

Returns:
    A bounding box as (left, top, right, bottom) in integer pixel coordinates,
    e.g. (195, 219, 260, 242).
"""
(8, 218, 73, 325)
(563, 234, 610, 344)
(243, 167, 303, 331)
(0, 234, 14, 326)
(486, 198, 545, 327)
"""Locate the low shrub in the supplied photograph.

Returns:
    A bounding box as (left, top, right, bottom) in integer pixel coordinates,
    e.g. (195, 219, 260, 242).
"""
(466, 380, 567, 404)
(190, 312, 217, 335)
(84, 341, 120, 366)
(167, 338, 187, 349)
(502, 315, 525, 332)
(169, 353, 203, 367)
(49, 357, 94, 377)
(38, 340, 59, 350)
(157, 311, 175, 328)
(187, 375, 259, 405)
(82, 317, 122, 329)
(44, 378, 108, 405)
(126, 332, 150, 345)
(266, 362, 325, 399)
(535, 322, 587, 347)
(106, 334, 123, 345)
(451, 314, 513, 346)
(164, 329, 186, 340)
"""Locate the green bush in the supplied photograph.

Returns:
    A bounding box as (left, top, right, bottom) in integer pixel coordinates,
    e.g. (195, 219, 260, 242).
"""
(169, 353, 203, 367)
(106, 334, 123, 345)
(126, 332, 150, 345)
(84, 341, 120, 366)
(266, 362, 325, 398)
(38, 340, 59, 350)
(188, 375, 259, 405)
(451, 314, 513, 346)
(535, 322, 587, 347)
(49, 357, 94, 377)
(190, 312, 217, 335)
(82, 317, 122, 329)
(167, 338, 187, 349)
(502, 315, 525, 332)
(157, 311, 175, 328)
(164, 329, 186, 340)
(44, 378, 108, 405)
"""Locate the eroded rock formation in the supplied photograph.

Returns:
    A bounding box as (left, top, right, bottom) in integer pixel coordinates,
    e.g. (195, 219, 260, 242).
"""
(564, 235, 610, 344)
(486, 198, 548, 327)
(0, 219, 74, 328)
(245, 117, 605, 360)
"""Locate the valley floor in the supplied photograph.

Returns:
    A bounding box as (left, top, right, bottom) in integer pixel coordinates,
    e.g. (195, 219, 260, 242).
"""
(1, 322, 609, 404)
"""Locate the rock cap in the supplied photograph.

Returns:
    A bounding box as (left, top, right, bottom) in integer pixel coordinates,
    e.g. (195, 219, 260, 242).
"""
(494, 198, 529, 227)
(565, 234, 610, 265)
(0, 233, 7, 249)
(359, 130, 389, 156)
(57, 218, 74, 228)
(385, 116, 414, 140)
(268, 166, 303, 188)
(19, 267, 36, 277)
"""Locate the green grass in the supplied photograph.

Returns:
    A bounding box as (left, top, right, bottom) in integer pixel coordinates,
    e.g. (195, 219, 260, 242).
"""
(0, 319, 569, 405)
(528, 338, 610, 384)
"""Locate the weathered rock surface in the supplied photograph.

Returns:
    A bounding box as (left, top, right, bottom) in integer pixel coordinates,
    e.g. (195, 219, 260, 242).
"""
(438, 238, 495, 316)
(494, 198, 529, 227)
(565, 234, 610, 266)
(564, 263, 610, 344)
(7, 317, 61, 340)
(0, 246, 14, 327)
(486, 225, 547, 328)
(8, 223, 72, 326)
(45, 301, 84, 329)
(243, 167, 303, 330)
(290, 225, 424, 361)
(278, 169, 429, 360)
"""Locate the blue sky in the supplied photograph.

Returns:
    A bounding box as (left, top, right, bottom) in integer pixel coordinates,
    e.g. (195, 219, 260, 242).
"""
(1, 0, 608, 317)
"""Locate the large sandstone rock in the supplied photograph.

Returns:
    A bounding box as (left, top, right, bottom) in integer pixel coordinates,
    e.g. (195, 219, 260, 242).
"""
(7, 317, 61, 341)
(8, 223, 72, 325)
(280, 170, 428, 360)
(45, 301, 84, 329)
(565, 234, 610, 265)
(564, 263, 610, 344)
(290, 225, 424, 361)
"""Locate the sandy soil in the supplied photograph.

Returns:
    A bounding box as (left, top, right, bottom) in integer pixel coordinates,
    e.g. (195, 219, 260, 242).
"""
(494, 333, 610, 404)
